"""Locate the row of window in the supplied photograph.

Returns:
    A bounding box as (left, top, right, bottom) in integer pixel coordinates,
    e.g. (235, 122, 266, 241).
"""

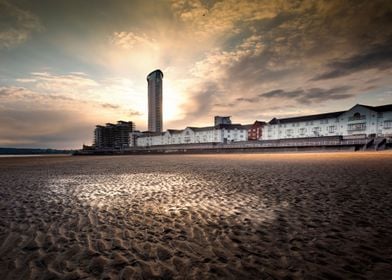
(347, 123, 366, 131)
(275, 119, 338, 128)
(283, 126, 337, 135)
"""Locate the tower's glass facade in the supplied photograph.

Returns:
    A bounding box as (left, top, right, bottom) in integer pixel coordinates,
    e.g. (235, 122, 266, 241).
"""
(147, 70, 163, 132)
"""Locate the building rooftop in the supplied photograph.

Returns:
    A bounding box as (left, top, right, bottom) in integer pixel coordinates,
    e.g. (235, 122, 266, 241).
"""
(137, 124, 248, 138)
(146, 69, 163, 80)
(268, 103, 392, 124)
(269, 111, 344, 124)
(357, 104, 392, 112)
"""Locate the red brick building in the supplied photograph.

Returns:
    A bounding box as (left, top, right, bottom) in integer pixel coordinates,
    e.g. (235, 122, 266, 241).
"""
(246, 121, 266, 140)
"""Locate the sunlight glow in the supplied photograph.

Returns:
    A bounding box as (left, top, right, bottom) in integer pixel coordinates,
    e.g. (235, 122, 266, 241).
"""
(163, 79, 186, 124)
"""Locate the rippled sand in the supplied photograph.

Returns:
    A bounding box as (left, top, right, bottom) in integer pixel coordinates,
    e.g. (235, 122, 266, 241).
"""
(0, 152, 392, 279)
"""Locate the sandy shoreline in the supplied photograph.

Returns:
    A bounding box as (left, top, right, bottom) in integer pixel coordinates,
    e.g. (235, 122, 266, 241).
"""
(0, 152, 391, 279)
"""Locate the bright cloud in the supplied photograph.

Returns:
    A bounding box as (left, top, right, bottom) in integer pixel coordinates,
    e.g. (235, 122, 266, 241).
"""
(110, 31, 157, 50)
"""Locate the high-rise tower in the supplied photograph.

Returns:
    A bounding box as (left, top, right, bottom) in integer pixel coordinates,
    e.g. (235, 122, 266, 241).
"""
(147, 69, 163, 132)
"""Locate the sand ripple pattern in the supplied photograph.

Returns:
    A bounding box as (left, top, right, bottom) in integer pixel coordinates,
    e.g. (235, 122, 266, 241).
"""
(0, 153, 392, 279)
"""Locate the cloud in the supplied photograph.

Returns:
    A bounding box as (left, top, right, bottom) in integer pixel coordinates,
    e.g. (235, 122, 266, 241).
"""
(30, 72, 99, 94)
(311, 41, 392, 80)
(167, 81, 220, 127)
(0, 85, 80, 103)
(233, 86, 354, 107)
(0, 0, 43, 48)
(258, 86, 354, 104)
(0, 108, 93, 148)
(171, 0, 392, 125)
(191, 35, 264, 79)
(110, 31, 156, 50)
(129, 110, 142, 116)
(1, 0, 391, 148)
(0, 86, 29, 97)
(236, 97, 258, 103)
(101, 103, 119, 109)
(171, 0, 277, 38)
(0, 81, 144, 148)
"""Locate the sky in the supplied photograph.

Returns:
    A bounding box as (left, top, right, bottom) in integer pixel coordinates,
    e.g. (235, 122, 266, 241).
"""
(0, 0, 391, 149)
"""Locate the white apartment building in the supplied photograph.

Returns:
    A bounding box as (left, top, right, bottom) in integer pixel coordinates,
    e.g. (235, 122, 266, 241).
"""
(262, 104, 392, 140)
(136, 124, 248, 147)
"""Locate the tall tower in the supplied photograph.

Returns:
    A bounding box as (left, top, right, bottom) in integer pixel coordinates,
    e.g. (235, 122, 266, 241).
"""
(147, 69, 163, 132)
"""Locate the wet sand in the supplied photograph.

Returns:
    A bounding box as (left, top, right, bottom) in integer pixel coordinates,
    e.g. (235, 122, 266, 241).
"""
(0, 152, 391, 279)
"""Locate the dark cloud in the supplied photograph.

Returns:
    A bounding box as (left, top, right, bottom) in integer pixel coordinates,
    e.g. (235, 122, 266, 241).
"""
(46, 94, 76, 101)
(260, 89, 304, 99)
(129, 110, 142, 116)
(236, 97, 258, 103)
(101, 104, 142, 116)
(213, 103, 234, 107)
(0, 0, 43, 48)
(311, 41, 392, 80)
(212, 0, 392, 101)
(0, 86, 25, 97)
(257, 86, 354, 104)
(101, 103, 119, 109)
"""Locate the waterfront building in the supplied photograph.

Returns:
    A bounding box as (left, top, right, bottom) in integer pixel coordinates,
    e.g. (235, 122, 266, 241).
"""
(214, 116, 232, 126)
(245, 121, 266, 140)
(262, 104, 392, 140)
(129, 131, 144, 147)
(136, 118, 247, 147)
(147, 69, 163, 133)
(94, 121, 135, 149)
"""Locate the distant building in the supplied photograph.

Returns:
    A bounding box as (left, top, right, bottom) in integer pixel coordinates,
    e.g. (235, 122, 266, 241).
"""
(94, 121, 135, 149)
(262, 104, 392, 140)
(136, 118, 247, 147)
(214, 116, 232, 126)
(147, 69, 163, 133)
(245, 121, 266, 140)
(129, 131, 144, 147)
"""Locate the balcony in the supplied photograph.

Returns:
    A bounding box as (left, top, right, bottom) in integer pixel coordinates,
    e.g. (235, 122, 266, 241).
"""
(347, 126, 366, 132)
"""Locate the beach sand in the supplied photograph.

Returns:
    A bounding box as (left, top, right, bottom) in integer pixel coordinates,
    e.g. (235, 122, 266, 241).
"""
(0, 152, 391, 279)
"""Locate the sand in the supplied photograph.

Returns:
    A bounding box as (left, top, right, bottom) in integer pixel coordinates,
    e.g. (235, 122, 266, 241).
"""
(0, 152, 391, 279)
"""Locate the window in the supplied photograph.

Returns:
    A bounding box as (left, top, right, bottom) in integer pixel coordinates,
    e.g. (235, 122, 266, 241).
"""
(328, 126, 336, 133)
(320, 119, 329, 124)
(377, 112, 383, 118)
(299, 128, 306, 135)
(384, 120, 392, 129)
(348, 123, 366, 131)
(349, 113, 366, 121)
